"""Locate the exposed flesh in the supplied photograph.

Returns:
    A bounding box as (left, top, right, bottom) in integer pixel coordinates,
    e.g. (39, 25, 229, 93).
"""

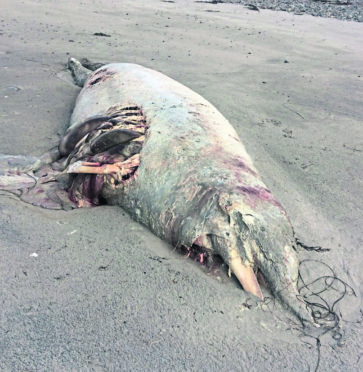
(0, 58, 314, 323)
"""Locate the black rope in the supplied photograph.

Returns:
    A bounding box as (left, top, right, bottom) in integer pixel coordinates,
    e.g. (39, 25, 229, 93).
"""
(296, 238, 330, 252)
(297, 259, 356, 371)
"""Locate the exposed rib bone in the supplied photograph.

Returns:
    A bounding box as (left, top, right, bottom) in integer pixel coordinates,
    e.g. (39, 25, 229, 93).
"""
(67, 154, 141, 176)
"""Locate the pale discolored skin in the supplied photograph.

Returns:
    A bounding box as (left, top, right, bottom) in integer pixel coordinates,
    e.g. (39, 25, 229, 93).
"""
(66, 58, 312, 323)
(0, 58, 313, 323)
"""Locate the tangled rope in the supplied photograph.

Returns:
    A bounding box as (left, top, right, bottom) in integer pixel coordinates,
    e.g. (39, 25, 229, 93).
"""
(296, 255, 356, 371)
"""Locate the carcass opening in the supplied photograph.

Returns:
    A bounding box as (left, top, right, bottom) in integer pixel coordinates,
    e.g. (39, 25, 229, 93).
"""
(1, 105, 148, 210)
(64, 104, 147, 207)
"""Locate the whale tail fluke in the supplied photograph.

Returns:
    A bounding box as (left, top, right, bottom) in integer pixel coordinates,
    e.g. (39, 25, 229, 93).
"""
(68, 57, 107, 87)
(67, 57, 92, 87)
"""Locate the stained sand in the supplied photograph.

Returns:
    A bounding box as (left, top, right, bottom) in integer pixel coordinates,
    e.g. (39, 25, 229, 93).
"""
(0, 0, 362, 370)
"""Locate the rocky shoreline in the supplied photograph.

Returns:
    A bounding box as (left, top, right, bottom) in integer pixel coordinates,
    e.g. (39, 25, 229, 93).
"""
(197, 0, 363, 22)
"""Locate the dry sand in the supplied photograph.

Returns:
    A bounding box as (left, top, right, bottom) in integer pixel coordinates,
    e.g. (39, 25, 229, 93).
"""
(0, 0, 362, 370)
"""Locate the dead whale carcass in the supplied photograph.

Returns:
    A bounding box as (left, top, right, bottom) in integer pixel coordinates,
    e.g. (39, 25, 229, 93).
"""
(0, 58, 313, 323)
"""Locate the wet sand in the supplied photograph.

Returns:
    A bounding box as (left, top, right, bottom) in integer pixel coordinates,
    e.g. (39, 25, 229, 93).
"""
(1, 0, 362, 370)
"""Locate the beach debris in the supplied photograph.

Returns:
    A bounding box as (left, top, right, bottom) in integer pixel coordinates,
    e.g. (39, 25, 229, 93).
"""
(93, 32, 111, 37)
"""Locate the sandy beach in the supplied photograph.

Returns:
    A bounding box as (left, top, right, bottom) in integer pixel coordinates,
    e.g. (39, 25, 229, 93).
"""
(1, 0, 362, 370)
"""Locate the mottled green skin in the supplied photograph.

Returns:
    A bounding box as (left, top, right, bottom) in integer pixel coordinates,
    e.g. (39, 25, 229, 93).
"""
(69, 63, 311, 322)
